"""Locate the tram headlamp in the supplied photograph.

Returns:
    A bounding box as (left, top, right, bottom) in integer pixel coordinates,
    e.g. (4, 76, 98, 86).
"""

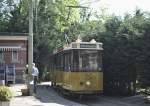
(86, 81, 91, 86)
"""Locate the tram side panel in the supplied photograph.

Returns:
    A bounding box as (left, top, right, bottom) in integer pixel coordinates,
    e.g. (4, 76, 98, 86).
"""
(62, 72, 103, 93)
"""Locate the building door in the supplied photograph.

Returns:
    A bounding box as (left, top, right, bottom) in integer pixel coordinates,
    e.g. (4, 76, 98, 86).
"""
(6, 64, 16, 84)
(0, 64, 5, 85)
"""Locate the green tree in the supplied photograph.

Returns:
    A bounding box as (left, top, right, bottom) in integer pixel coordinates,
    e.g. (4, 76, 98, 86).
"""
(34, 0, 79, 78)
(0, 0, 150, 94)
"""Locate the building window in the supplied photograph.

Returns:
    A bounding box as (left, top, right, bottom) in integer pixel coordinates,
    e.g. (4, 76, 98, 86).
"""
(0, 51, 4, 63)
(12, 51, 18, 62)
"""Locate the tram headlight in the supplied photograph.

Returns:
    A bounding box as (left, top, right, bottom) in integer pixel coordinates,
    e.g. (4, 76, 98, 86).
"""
(86, 81, 91, 86)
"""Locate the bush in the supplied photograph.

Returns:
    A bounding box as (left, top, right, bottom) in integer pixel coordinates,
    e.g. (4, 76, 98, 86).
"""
(0, 86, 12, 101)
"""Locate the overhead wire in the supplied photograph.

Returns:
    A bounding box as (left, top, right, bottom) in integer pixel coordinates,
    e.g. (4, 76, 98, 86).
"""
(79, 0, 101, 6)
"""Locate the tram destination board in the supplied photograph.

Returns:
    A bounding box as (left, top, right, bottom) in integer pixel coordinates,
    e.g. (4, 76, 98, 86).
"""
(80, 44, 97, 48)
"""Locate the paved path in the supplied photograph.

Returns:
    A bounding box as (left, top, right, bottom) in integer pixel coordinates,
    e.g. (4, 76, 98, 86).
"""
(9, 83, 150, 106)
(10, 84, 85, 106)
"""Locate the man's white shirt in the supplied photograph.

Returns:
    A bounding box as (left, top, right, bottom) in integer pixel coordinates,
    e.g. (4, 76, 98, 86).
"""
(32, 66, 39, 76)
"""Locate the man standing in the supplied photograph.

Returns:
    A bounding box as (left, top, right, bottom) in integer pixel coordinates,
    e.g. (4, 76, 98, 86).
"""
(32, 63, 39, 93)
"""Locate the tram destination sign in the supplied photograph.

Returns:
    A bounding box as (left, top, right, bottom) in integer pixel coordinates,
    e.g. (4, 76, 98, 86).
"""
(80, 44, 97, 48)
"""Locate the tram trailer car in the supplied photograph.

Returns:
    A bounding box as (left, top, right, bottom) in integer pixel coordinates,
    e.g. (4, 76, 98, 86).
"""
(50, 39, 103, 95)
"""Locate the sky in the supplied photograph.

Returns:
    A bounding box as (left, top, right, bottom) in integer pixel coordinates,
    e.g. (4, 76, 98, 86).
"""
(80, 0, 150, 16)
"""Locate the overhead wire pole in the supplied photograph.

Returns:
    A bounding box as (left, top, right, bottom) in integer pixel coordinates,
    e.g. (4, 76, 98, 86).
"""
(66, 0, 100, 20)
(66, 5, 89, 20)
(64, 5, 89, 44)
(34, 0, 38, 62)
(66, 5, 89, 8)
(28, 0, 33, 94)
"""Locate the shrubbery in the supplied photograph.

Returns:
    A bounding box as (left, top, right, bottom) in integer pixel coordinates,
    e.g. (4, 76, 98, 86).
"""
(0, 86, 12, 101)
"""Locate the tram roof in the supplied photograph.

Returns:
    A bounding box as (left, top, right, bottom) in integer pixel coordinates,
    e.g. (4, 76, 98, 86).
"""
(53, 39, 103, 54)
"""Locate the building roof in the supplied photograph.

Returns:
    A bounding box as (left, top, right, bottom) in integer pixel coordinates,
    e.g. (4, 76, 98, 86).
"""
(0, 32, 28, 36)
(0, 36, 28, 41)
(0, 32, 28, 40)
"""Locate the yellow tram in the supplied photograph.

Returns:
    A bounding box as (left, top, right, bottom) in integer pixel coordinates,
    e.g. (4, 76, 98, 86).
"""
(50, 38, 103, 95)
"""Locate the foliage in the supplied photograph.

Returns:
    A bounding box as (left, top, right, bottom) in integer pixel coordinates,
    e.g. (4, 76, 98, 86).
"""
(80, 10, 150, 95)
(33, 0, 79, 78)
(0, 86, 12, 101)
(0, 0, 150, 96)
(7, 0, 28, 32)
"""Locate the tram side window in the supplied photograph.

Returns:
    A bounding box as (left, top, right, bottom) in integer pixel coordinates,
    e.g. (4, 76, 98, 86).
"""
(60, 54, 63, 70)
(97, 52, 103, 71)
(64, 53, 71, 71)
(54, 55, 57, 70)
(49, 55, 54, 70)
(73, 50, 79, 71)
(57, 54, 63, 70)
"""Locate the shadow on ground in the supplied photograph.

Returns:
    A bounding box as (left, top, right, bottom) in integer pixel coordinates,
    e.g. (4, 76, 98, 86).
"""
(35, 85, 150, 106)
(35, 85, 86, 106)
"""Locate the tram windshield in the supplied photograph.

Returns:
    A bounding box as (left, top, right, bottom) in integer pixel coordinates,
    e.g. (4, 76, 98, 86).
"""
(73, 50, 102, 71)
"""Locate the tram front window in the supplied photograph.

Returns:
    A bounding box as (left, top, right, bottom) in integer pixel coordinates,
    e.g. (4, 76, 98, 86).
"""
(78, 50, 102, 71)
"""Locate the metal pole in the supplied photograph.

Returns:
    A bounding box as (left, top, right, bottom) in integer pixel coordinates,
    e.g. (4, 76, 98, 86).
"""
(28, 0, 33, 75)
(28, 0, 33, 94)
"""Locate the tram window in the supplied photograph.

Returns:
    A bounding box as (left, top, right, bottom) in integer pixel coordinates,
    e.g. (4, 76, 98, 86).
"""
(57, 54, 63, 70)
(79, 50, 101, 71)
(98, 52, 103, 71)
(81, 53, 89, 70)
(53, 56, 56, 69)
(73, 50, 79, 71)
(60, 54, 63, 70)
(55, 55, 59, 70)
(89, 54, 98, 70)
(54, 54, 62, 70)
(64, 53, 71, 71)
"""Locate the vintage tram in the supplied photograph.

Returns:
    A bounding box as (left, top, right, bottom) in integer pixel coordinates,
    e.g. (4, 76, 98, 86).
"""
(50, 38, 103, 95)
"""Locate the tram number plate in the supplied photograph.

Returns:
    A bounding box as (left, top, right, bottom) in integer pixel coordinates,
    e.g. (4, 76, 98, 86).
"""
(80, 44, 96, 48)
